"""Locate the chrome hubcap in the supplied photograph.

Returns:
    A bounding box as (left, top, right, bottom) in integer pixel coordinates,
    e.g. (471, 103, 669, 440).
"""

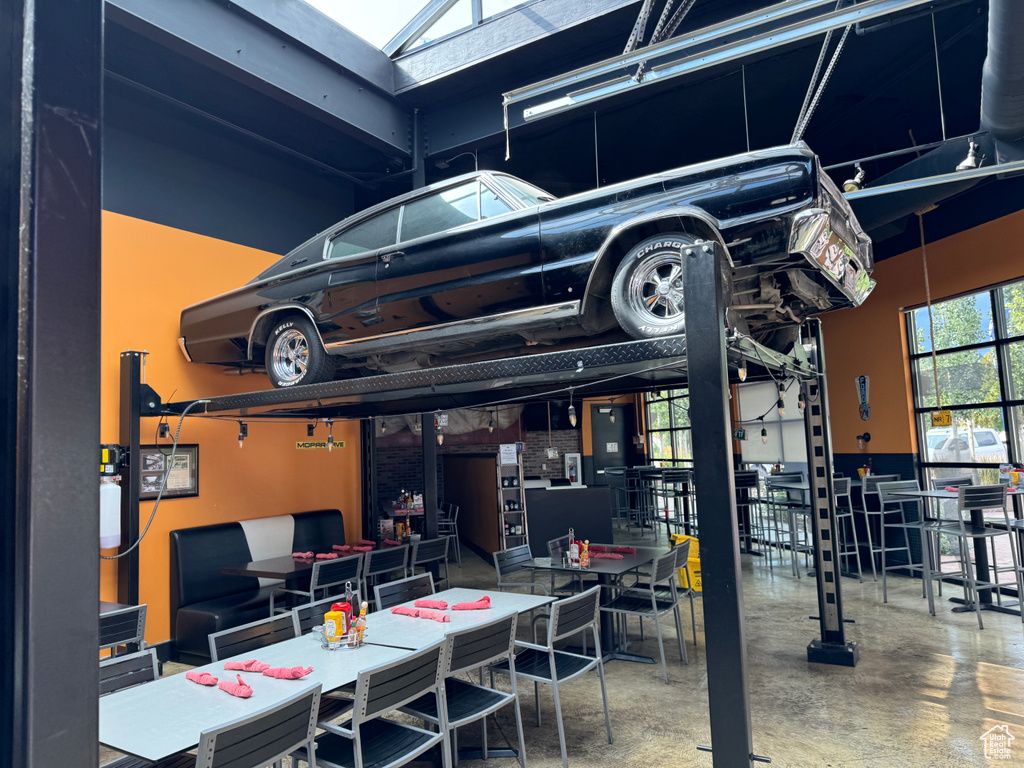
(629, 252, 685, 327)
(271, 329, 309, 383)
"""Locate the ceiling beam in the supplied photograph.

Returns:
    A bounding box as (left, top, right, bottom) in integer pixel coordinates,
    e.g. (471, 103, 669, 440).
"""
(106, 0, 413, 157)
(504, 0, 939, 124)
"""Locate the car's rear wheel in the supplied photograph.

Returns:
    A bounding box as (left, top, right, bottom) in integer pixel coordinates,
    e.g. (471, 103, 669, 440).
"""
(265, 315, 334, 388)
(611, 233, 696, 339)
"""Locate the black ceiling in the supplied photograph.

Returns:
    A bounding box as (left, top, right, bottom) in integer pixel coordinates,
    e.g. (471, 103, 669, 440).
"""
(103, 0, 1019, 258)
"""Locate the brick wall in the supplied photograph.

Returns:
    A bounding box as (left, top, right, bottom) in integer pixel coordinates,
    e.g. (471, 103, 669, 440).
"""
(374, 424, 583, 506)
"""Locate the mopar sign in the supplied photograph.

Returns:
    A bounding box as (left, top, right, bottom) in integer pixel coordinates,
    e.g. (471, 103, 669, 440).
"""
(296, 441, 344, 450)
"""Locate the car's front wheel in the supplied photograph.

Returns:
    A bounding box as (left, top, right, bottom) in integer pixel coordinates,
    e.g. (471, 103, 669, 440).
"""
(264, 315, 334, 388)
(611, 233, 696, 340)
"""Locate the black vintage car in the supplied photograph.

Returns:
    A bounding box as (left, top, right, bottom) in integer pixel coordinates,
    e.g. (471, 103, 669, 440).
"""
(179, 143, 873, 388)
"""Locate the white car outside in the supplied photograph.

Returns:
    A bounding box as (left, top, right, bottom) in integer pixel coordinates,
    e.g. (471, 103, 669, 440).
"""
(925, 427, 1007, 463)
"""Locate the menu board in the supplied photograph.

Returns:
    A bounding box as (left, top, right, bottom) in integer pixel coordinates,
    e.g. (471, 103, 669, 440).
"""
(499, 443, 518, 465)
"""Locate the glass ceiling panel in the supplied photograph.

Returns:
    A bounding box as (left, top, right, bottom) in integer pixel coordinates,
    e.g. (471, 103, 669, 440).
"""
(411, 0, 472, 49)
(302, 0, 430, 49)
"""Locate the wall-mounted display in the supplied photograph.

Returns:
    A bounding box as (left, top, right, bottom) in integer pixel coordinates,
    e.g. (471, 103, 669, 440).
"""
(139, 445, 199, 499)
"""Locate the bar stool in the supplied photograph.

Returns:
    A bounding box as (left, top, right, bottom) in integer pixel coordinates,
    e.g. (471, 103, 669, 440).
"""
(833, 477, 862, 581)
(875, 480, 925, 604)
(660, 468, 695, 537)
(734, 471, 766, 566)
(854, 474, 899, 581)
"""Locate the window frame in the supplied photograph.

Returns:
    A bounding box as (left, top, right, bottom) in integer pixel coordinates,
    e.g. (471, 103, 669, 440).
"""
(645, 389, 692, 469)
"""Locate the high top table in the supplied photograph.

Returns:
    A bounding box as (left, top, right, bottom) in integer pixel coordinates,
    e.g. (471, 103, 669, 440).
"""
(889, 488, 1021, 617)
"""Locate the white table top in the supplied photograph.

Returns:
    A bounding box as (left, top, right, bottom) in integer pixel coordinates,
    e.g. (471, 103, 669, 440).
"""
(366, 587, 554, 650)
(99, 636, 408, 762)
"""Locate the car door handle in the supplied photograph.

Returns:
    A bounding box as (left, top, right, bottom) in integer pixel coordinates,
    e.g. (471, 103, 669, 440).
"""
(379, 251, 403, 268)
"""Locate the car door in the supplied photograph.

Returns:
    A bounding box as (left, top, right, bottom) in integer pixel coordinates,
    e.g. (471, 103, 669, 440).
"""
(313, 206, 400, 346)
(371, 179, 543, 337)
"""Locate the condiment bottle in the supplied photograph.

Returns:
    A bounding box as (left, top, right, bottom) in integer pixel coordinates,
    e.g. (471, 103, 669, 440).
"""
(324, 607, 344, 642)
(581, 540, 590, 569)
(355, 601, 368, 645)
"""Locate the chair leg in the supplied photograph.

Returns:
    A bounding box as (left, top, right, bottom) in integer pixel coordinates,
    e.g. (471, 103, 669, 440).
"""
(508, 665, 528, 768)
(963, 539, 984, 630)
(534, 681, 541, 727)
(593, 631, 613, 747)
(882, 523, 889, 603)
(653, 609, 668, 684)
(689, 594, 697, 648)
(550, 678, 569, 768)
(672, 604, 687, 666)
(862, 514, 878, 581)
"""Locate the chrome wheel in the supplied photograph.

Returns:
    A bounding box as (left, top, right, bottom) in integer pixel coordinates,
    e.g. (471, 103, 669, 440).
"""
(270, 328, 309, 384)
(627, 252, 686, 329)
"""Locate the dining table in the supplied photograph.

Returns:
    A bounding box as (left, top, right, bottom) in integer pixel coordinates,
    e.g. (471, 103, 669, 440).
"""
(889, 488, 1021, 616)
(528, 544, 663, 664)
(100, 587, 553, 763)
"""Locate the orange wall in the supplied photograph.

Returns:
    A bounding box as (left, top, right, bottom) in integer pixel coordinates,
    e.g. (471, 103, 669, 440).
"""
(101, 212, 362, 645)
(821, 208, 1024, 456)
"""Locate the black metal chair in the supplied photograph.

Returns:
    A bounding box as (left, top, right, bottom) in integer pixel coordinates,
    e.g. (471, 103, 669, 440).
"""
(361, 545, 410, 610)
(833, 477, 862, 582)
(491, 585, 612, 768)
(854, 473, 900, 582)
(208, 612, 296, 662)
(734, 470, 763, 561)
(271, 552, 364, 615)
(493, 545, 548, 595)
(374, 573, 435, 611)
(401, 612, 527, 765)
(602, 550, 687, 684)
(875, 480, 925, 604)
(100, 604, 147, 657)
(438, 502, 461, 565)
(99, 648, 158, 698)
(296, 640, 451, 768)
(410, 536, 450, 589)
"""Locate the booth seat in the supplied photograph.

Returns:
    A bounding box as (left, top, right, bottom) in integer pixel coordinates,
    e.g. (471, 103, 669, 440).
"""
(169, 509, 346, 664)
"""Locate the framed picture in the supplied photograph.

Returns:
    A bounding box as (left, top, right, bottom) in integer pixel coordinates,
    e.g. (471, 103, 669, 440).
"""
(139, 444, 199, 500)
(564, 453, 582, 485)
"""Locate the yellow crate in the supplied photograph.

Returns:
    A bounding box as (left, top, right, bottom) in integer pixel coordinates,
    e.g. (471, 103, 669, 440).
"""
(671, 534, 701, 592)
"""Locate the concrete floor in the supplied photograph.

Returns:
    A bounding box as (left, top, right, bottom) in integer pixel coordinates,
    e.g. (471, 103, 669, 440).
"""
(102, 530, 1024, 768)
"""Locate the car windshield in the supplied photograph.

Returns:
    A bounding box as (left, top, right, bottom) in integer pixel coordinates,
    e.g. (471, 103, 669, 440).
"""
(497, 176, 557, 206)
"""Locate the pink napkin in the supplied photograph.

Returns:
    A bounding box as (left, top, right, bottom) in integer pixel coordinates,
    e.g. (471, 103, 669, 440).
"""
(316, 552, 338, 560)
(944, 486, 959, 492)
(1009, 488, 1017, 493)
(262, 666, 313, 680)
(414, 599, 448, 610)
(452, 596, 491, 611)
(383, 539, 401, 547)
(588, 545, 607, 553)
(292, 551, 314, 559)
(185, 670, 218, 686)
(356, 539, 377, 547)
(391, 605, 419, 617)
(332, 544, 351, 552)
(353, 545, 373, 553)
(219, 674, 253, 698)
(416, 609, 450, 623)
(612, 546, 637, 554)
(591, 552, 624, 560)
(224, 659, 269, 673)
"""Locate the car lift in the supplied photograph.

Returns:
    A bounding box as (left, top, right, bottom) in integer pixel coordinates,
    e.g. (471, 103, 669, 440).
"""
(117, 243, 856, 768)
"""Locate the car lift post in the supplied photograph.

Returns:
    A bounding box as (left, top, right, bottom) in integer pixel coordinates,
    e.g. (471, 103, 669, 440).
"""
(682, 242, 756, 767)
(803, 319, 858, 666)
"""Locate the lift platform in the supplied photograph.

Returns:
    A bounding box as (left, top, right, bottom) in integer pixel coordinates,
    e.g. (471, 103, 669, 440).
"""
(163, 333, 816, 420)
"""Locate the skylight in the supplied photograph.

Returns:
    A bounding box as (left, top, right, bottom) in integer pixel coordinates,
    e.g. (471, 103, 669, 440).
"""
(303, 0, 430, 49)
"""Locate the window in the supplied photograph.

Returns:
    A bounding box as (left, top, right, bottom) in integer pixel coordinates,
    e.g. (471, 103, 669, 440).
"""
(400, 181, 479, 242)
(326, 208, 400, 259)
(646, 390, 692, 468)
(906, 278, 1024, 478)
(480, 184, 513, 218)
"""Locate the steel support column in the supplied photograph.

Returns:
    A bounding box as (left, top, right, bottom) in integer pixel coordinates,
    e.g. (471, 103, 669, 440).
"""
(422, 414, 439, 540)
(803, 320, 859, 666)
(362, 419, 378, 539)
(682, 243, 756, 767)
(0, 0, 103, 763)
(118, 351, 144, 605)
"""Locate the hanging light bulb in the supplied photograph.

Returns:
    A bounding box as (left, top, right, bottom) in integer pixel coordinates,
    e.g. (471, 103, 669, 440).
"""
(325, 419, 334, 452)
(798, 393, 806, 414)
(238, 421, 247, 449)
(436, 428, 444, 446)
(738, 364, 747, 382)
(568, 390, 577, 427)
(760, 420, 768, 444)
(609, 409, 616, 424)
(777, 398, 786, 418)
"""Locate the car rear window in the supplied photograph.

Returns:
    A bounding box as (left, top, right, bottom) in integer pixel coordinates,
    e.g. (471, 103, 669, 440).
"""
(327, 207, 400, 259)
(975, 431, 998, 446)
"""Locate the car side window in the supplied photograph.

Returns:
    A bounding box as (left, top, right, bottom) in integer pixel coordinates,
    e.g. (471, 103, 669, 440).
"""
(400, 182, 479, 241)
(481, 183, 513, 219)
(326, 207, 400, 259)
(975, 431, 997, 447)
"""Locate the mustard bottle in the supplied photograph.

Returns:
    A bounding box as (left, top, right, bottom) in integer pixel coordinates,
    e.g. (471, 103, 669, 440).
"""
(324, 609, 344, 642)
